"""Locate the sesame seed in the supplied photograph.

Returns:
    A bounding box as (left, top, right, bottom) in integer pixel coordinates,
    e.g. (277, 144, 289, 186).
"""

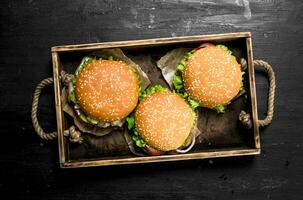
(75, 60, 139, 122)
(135, 92, 194, 151)
(183, 46, 241, 108)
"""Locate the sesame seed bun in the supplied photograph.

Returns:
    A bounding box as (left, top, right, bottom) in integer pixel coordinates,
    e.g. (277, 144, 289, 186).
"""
(183, 45, 242, 108)
(135, 91, 194, 151)
(76, 59, 139, 122)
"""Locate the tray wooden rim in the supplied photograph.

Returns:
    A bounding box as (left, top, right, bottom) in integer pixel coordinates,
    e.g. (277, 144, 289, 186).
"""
(60, 148, 260, 168)
(51, 32, 251, 52)
(52, 32, 260, 168)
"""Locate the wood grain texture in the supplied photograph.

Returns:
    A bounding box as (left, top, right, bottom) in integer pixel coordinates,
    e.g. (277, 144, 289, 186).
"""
(0, 0, 302, 199)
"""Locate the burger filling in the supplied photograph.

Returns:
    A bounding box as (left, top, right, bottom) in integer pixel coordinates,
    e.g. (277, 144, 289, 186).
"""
(172, 44, 245, 113)
(68, 56, 142, 128)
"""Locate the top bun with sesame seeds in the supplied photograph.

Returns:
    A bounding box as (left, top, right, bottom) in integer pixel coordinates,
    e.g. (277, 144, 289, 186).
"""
(75, 59, 139, 122)
(134, 90, 194, 152)
(182, 43, 242, 109)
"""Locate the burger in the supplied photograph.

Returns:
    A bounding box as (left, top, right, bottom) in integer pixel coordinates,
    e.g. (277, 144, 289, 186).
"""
(126, 85, 196, 155)
(172, 43, 244, 113)
(68, 55, 141, 128)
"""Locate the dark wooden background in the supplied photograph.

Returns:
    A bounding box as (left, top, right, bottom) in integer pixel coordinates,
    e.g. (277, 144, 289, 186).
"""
(1, 0, 302, 199)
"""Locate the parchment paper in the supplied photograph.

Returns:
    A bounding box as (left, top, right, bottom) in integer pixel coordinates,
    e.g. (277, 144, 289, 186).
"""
(156, 48, 191, 89)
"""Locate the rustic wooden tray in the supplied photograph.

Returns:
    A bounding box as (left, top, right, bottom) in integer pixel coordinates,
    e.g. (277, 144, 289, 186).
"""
(51, 32, 260, 168)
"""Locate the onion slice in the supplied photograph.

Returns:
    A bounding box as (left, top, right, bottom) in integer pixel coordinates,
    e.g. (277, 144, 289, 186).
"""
(175, 134, 196, 153)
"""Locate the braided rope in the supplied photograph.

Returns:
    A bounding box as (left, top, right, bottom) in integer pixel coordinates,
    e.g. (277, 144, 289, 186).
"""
(31, 71, 82, 143)
(31, 77, 57, 140)
(239, 59, 276, 128)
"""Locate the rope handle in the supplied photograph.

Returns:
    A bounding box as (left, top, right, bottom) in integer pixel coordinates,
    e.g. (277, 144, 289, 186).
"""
(239, 59, 276, 128)
(31, 71, 83, 143)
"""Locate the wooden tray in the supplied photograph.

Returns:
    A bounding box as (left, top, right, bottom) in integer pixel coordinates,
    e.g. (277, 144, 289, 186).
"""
(51, 32, 260, 168)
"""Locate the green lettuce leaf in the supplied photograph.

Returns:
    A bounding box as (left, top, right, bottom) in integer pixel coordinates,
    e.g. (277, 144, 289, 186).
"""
(136, 139, 146, 147)
(139, 84, 168, 101)
(126, 115, 135, 130)
(69, 90, 76, 104)
(131, 132, 146, 147)
(172, 50, 200, 110)
(182, 135, 191, 147)
(214, 105, 226, 113)
(216, 44, 233, 55)
(188, 97, 200, 110)
(86, 116, 99, 125)
(172, 75, 183, 91)
(79, 114, 89, 123)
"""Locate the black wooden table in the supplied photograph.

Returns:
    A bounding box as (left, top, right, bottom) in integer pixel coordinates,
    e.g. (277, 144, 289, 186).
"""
(1, 0, 302, 199)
